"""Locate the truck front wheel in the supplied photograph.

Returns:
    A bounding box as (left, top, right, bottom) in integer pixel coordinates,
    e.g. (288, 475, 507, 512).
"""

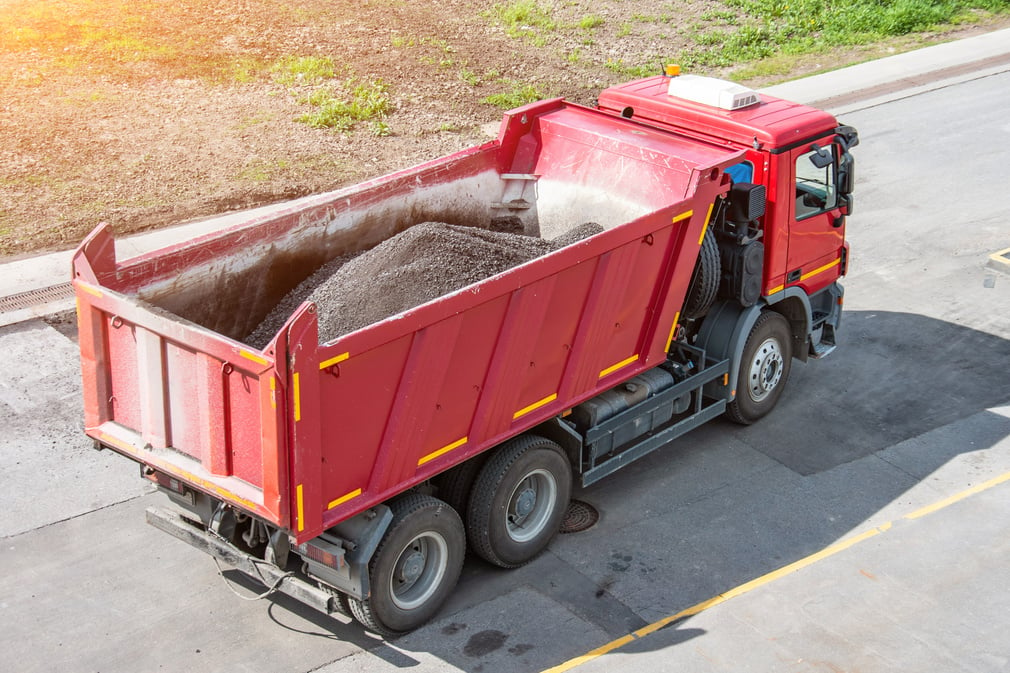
(466, 435, 572, 568)
(726, 310, 792, 425)
(348, 494, 465, 637)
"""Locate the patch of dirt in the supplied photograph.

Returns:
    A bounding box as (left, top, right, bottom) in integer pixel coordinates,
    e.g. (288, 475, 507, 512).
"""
(1, 0, 1006, 260)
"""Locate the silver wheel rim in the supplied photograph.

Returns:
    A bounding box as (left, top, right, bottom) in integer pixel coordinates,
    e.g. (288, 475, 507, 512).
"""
(505, 468, 557, 543)
(389, 531, 448, 611)
(747, 336, 784, 402)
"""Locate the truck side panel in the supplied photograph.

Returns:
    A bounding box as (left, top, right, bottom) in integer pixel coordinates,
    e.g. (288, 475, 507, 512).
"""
(300, 188, 728, 541)
(75, 99, 740, 542)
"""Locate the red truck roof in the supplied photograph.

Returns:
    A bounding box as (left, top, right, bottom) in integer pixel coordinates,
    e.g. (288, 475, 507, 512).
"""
(598, 76, 839, 151)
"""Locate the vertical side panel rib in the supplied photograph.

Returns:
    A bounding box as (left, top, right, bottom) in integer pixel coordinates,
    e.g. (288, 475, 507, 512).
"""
(368, 315, 465, 494)
(197, 351, 229, 475)
(135, 326, 168, 449)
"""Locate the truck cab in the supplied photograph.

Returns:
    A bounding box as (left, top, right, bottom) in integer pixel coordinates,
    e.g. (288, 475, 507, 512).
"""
(598, 73, 857, 376)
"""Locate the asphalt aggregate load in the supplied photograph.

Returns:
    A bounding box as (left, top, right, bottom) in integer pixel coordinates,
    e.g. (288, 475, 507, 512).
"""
(246, 220, 603, 346)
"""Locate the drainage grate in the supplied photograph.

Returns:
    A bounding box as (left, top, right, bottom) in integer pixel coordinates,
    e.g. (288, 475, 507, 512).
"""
(0, 281, 75, 314)
(560, 499, 599, 534)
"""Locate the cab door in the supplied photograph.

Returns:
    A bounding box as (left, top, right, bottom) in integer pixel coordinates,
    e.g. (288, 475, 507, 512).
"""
(784, 141, 847, 295)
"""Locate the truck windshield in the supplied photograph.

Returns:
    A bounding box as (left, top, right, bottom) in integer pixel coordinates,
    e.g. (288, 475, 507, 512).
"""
(795, 147, 837, 219)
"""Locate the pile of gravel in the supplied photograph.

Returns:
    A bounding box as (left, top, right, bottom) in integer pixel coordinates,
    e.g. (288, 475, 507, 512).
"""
(246, 221, 603, 346)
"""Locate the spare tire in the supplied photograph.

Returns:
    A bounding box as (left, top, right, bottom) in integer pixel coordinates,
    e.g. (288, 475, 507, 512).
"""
(682, 228, 720, 320)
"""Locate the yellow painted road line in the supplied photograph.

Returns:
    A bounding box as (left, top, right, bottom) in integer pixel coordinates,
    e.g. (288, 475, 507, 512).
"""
(514, 393, 558, 420)
(904, 470, 1010, 520)
(541, 469, 1010, 673)
(987, 247, 1010, 272)
(418, 436, 469, 466)
(327, 488, 363, 510)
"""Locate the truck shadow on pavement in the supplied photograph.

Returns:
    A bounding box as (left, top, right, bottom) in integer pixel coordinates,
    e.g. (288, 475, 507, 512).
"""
(350, 310, 1010, 672)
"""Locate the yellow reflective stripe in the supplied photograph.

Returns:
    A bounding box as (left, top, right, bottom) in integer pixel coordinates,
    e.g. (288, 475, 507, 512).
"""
(293, 372, 301, 422)
(269, 376, 276, 409)
(78, 284, 103, 298)
(327, 488, 363, 510)
(672, 209, 693, 224)
(513, 393, 558, 420)
(599, 354, 639, 379)
(418, 436, 468, 466)
(801, 257, 841, 281)
(240, 349, 269, 366)
(665, 311, 681, 353)
(767, 257, 842, 296)
(698, 202, 715, 245)
(319, 352, 350, 370)
(296, 484, 305, 532)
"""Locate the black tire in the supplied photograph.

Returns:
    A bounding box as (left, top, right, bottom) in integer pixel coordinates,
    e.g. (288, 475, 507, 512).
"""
(682, 228, 721, 320)
(726, 311, 792, 425)
(317, 582, 353, 617)
(466, 435, 572, 569)
(347, 494, 465, 637)
(433, 453, 488, 521)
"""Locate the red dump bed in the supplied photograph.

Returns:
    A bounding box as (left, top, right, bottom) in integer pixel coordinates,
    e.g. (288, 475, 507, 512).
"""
(74, 98, 741, 543)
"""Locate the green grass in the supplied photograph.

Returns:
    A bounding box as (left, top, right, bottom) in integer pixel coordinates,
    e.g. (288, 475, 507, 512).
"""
(605, 58, 668, 79)
(486, 0, 557, 43)
(482, 80, 543, 108)
(271, 56, 338, 86)
(297, 79, 392, 131)
(677, 0, 1010, 69)
(266, 55, 391, 132)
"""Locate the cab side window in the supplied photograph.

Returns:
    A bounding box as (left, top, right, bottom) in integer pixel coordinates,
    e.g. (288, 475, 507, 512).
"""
(794, 147, 837, 219)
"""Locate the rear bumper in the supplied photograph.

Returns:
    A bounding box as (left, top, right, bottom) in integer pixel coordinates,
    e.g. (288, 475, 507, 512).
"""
(145, 506, 338, 616)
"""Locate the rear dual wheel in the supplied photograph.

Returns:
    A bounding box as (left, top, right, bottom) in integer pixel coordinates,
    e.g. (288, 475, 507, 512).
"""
(348, 494, 465, 637)
(349, 436, 572, 635)
(466, 435, 572, 569)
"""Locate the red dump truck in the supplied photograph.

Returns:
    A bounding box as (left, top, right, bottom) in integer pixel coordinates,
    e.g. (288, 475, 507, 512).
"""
(73, 73, 857, 636)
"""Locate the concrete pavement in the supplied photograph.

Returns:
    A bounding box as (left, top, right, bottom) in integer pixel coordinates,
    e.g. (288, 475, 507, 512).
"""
(2, 25, 1010, 673)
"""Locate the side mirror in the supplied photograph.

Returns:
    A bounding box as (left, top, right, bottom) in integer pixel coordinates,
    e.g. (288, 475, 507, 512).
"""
(808, 144, 833, 169)
(835, 125, 859, 150)
(838, 151, 855, 196)
(834, 195, 853, 225)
